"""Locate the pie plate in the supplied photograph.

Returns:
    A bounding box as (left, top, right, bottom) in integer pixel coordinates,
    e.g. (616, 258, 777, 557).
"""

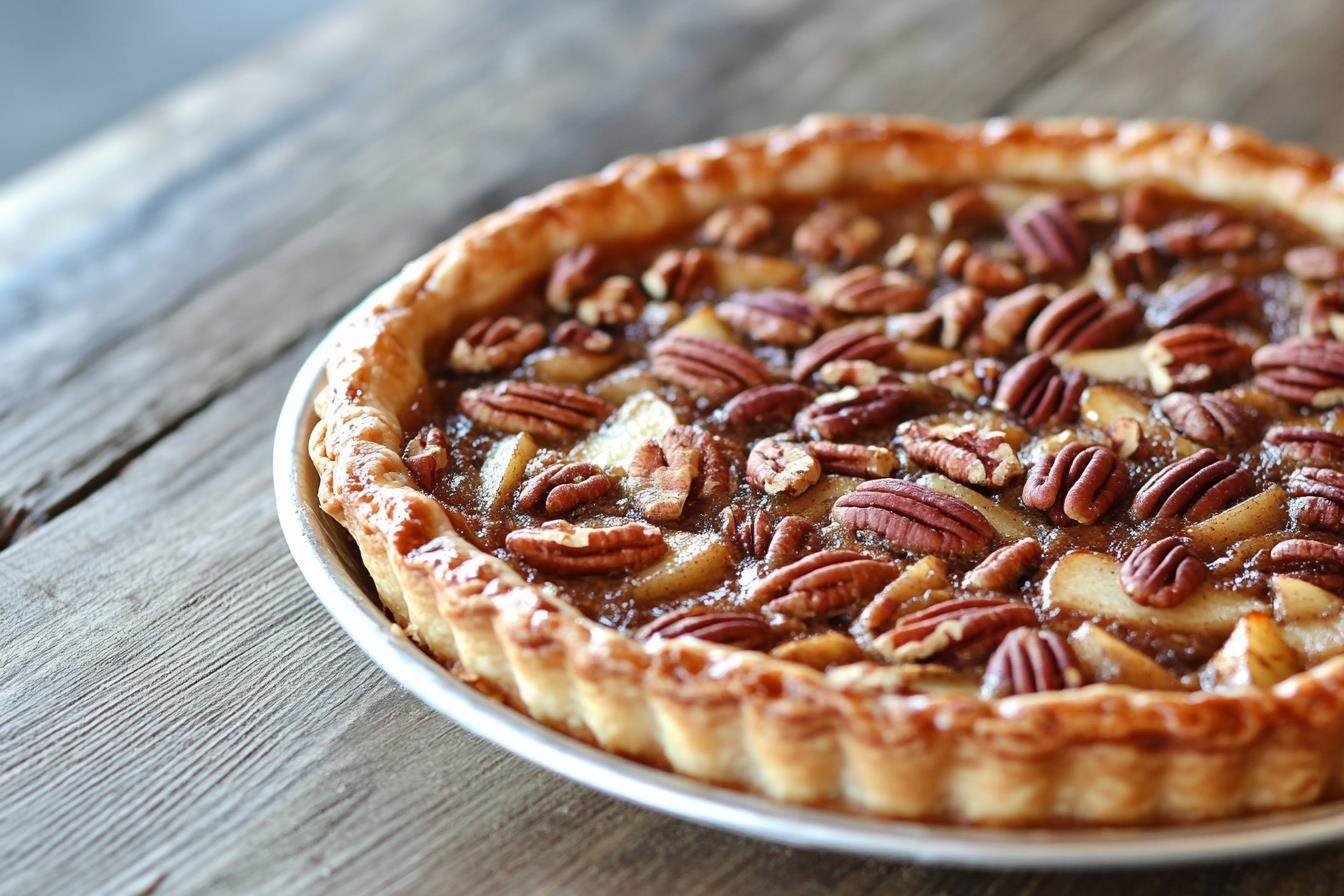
(275, 298, 1344, 870)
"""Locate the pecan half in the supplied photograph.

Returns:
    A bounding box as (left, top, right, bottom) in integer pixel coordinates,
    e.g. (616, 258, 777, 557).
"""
(1303, 287, 1344, 339)
(982, 628, 1084, 697)
(506, 520, 666, 575)
(1286, 245, 1344, 282)
(897, 421, 1023, 488)
(642, 248, 715, 303)
(630, 425, 734, 520)
(793, 203, 881, 264)
(638, 606, 773, 650)
(722, 383, 815, 426)
(449, 317, 546, 373)
(1121, 184, 1170, 229)
(717, 289, 820, 346)
(929, 187, 998, 234)
(1008, 198, 1088, 275)
(1288, 467, 1344, 531)
(875, 598, 1037, 663)
(546, 244, 603, 312)
(818, 360, 896, 388)
(747, 438, 821, 497)
(811, 265, 928, 314)
(1155, 212, 1257, 257)
(1120, 536, 1205, 608)
(1266, 426, 1344, 464)
(920, 286, 987, 349)
(963, 538, 1042, 591)
(1262, 539, 1344, 593)
(1253, 338, 1344, 407)
(1025, 286, 1140, 354)
(1158, 392, 1258, 447)
(885, 233, 942, 279)
(403, 425, 448, 492)
(929, 357, 1005, 403)
(1022, 442, 1129, 525)
(791, 321, 902, 382)
(1132, 448, 1256, 520)
(993, 352, 1088, 427)
(752, 550, 900, 620)
(940, 240, 1028, 294)
(794, 384, 913, 440)
(515, 462, 611, 516)
(721, 507, 813, 568)
(1146, 274, 1251, 329)
(1109, 225, 1171, 288)
(832, 478, 994, 555)
(460, 382, 611, 441)
(576, 276, 644, 326)
(1143, 324, 1253, 395)
(650, 333, 771, 402)
(699, 203, 773, 250)
(979, 285, 1054, 354)
(806, 441, 896, 478)
(553, 320, 614, 353)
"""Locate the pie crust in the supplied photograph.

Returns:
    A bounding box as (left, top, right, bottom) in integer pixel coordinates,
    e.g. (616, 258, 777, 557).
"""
(309, 116, 1344, 825)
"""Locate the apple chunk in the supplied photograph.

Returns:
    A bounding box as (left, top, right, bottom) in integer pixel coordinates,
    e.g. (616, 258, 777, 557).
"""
(779, 474, 861, 521)
(1188, 486, 1287, 553)
(1199, 612, 1302, 691)
(1043, 551, 1259, 637)
(627, 531, 733, 603)
(570, 391, 678, 474)
(918, 473, 1033, 540)
(669, 306, 736, 342)
(1079, 384, 1200, 456)
(479, 433, 538, 511)
(1068, 622, 1183, 690)
(1056, 343, 1147, 383)
(526, 346, 621, 384)
(1274, 576, 1344, 665)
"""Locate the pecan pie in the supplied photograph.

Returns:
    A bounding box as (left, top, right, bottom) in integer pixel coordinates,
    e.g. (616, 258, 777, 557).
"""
(309, 117, 1344, 826)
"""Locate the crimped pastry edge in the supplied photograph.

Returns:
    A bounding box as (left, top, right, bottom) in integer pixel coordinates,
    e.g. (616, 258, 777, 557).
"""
(309, 115, 1344, 825)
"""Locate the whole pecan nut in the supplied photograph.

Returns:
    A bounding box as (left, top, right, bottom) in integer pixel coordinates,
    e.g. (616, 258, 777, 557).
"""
(1021, 442, 1129, 525)
(403, 424, 448, 492)
(897, 421, 1023, 488)
(1262, 539, 1344, 593)
(553, 320, 615, 353)
(449, 316, 546, 373)
(576, 276, 645, 327)
(1253, 338, 1344, 407)
(1025, 286, 1140, 354)
(832, 478, 994, 555)
(929, 186, 998, 233)
(791, 321, 902, 382)
(1286, 245, 1344, 282)
(546, 244, 603, 312)
(721, 507, 814, 568)
(459, 382, 611, 442)
(1288, 467, 1344, 531)
(721, 383, 815, 426)
(874, 598, 1037, 663)
(1155, 212, 1257, 257)
(792, 203, 881, 264)
(1303, 287, 1344, 339)
(921, 286, 988, 349)
(982, 628, 1084, 697)
(1143, 324, 1253, 395)
(642, 248, 715, 302)
(811, 265, 928, 314)
(1158, 392, 1258, 447)
(940, 239, 1028, 295)
(747, 438, 821, 497)
(963, 537, 1042, 591)
(1266, 426, 1344, 464)
(506, 520, 666, 575)
(993, 352, 1088, 427)
(929, 357, 1005, 403)
(1120, 536, 1206, 608)
(979, 285, 1054, 354)
(650, 333, 772, 402)
(793, 384, 913, 440)
(1108, 225, 1171, 288)
(1132, 448, 1255, 520)
(1008, 198, 1089, 275)
(1146, 274, 1251, 329)
(752, 549, 901, 620)
(630, 425, 734, 520)
(515, 462, 611, 516)
(806, 441, 896, 478)
(699, 203, 773, 250)
(717, 289, 820, 346)
(637, 606, 773, 650)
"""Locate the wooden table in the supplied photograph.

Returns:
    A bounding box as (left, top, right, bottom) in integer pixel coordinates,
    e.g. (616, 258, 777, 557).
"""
(7, 0, 1344, 891)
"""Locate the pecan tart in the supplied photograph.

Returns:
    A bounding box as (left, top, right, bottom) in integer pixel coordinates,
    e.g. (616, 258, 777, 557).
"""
(310, 117, 1344, 826)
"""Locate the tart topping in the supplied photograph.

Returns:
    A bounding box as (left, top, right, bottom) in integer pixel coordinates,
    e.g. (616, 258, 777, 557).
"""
(1263, 539, 1344, 593)
(506, 520, 667, 575)
(649, 333, 772, 402)
(1024, 286, 1140, 354)
(459, 382, 611, 441)
(1120, 536, 1206, 608)
(963, 537, 1042, 591)
(1253, 337, 1344, 407)
(982, 628, 1084, 697)
(1008, 198, 1088, 275)
(806, 440, 896, 478)
(629, 425, 734, 521)
(1155, 211, 1258, 257)
(811, 265, 928, 314)
(642, 248, 715, 303)
(746, 438, 821, 497)
(993, 352, 1087, 427)
(1158, 392, 1258, 446)
(515, 462, 611, 516)
(792, 203, 881, 264)
(553, 320, 615, 353)
(940, 241, 1027, 294)
(929, 357, 1004, 402)
(1285, 244, 1344, 282)
(1021, 442, 1129, 525)
(699, 203, 773, 250)
(716, 289, 820, 346)
(1109, 225, 1171, 288)
(1303, 286, 1344, 339)
(546, 244, 603, 312)
(1265, 426, 1344, 464)
(929, 186, 997, 233)
(897, 421, 1022, 488)
(722, 383, 815, 426)
(403, 424, 449, 492)
(637, 606, 773, 649)
(1143, 324, 1253, 395)
(794, 384, 913, 440)
(1287, 467, 1344, 531)
(791, 321, 902, 382)
(576, 276, 644, 326)
(980, 285, 1054, 354)
(832, 478, 994, 555)
(1132, 448, 1255, 520)
(752, 550, 901, 620)
(1146, 274, 1251, 329)
(874, 597, 1037, 663)
(721, 506, 812, 568)
(916, 286, 987, 349)
(449, 316, 547, 374)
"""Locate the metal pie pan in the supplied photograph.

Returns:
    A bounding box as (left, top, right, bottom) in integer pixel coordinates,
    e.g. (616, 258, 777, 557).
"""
(275, 312, 1344, 869)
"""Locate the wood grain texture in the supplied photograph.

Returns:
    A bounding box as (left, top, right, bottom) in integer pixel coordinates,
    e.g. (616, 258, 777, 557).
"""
(5, 0, 1344, 893)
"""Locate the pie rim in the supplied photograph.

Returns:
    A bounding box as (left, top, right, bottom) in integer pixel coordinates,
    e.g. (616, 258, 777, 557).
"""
(308, 115, 1344, 825)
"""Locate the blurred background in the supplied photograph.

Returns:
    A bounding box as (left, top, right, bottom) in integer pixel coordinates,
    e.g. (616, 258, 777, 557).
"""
(0, 0, 335, 181)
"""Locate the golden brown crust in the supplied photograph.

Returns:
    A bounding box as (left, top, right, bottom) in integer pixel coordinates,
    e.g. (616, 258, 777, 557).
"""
(310, 116, 1344, 824)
